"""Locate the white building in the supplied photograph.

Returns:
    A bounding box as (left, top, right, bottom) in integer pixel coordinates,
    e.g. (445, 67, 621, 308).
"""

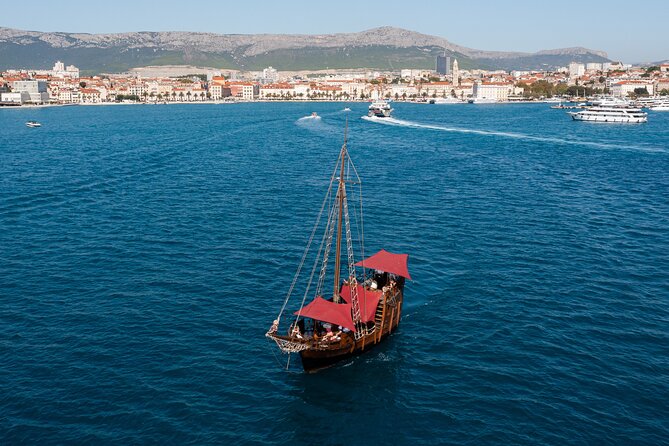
(472, 82, 514, 101)
(262, 66, 278, 84)
(452, 59, 460, 87)
(259, 83, 295, 99)
(400, 69, 432, 80)
(11, 80, 49, 103)
(610, 80, 655, 97)
(1, 92, 30, 103)
(569, 62, 585, 78)
(52, 60, 80, 78)
(586, 63, 603, 71)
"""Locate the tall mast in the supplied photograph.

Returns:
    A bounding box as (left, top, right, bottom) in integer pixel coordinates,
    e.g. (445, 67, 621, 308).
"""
(332, 119, 348, 302)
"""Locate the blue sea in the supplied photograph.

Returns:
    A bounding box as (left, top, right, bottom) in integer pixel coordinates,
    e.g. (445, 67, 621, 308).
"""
(1, 102, 668, 445)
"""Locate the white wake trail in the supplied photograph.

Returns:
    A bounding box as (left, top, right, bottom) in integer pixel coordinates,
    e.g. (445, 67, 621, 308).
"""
(361, 116, 665, 153)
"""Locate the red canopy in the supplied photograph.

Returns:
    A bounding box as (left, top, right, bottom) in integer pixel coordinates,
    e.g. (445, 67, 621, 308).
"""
(354, 249, 412, 280)
(294, 297, 356, 332)
(339, 283, 383, 323)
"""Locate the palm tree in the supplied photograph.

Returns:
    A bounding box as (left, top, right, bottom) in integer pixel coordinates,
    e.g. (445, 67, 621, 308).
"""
(186, 91, 191, 102)
(172, 92, 177, 101)
(179, 92, 184, 101)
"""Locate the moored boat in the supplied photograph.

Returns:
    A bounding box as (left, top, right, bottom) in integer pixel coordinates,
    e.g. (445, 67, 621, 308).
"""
(467, 97, 499, 104)
(266, 123, 411, 373)
(649, 100, 669, 111)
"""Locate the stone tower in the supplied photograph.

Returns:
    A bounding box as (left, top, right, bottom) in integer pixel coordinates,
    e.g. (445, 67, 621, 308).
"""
(452, 59, 460, 87)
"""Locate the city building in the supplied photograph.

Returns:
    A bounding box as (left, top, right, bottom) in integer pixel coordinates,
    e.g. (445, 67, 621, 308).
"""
(452, 59, 460, 87)
(1, 91, 30, 103)
(472, 82, 514, 101)
(262, 66, 279, 84)
(569, 62, 585, 78)
(11, 80, 49, 103)
(436, 53, 450, 76)
(610, 80, 655, 97)
(52, 60, 80, 78)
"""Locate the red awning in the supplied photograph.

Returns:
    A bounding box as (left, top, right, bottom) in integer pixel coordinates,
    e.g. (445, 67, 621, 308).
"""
(354, 249, 412, 279)
(294, 297, 356, 332)
(339, 283, 383, 323)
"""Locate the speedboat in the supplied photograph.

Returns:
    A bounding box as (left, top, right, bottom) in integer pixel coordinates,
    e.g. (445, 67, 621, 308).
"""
(343, 107, 351, 112)
(569, 106, 647, 123)
(368, 100, 392, 117)
(310, 112, 321, 119)
(26, 121, 42, 128)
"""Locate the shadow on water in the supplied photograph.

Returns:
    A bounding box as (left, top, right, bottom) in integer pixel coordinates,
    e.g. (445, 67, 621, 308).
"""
(269, 340, 407, 444)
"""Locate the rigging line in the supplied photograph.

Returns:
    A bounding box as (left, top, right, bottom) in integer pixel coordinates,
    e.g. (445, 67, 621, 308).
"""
(358, 180, 366, 292)
(315, 197, 338, 297)
(276, 154, 341, 320)
(294, 193, 337, 329)
(292, 148, 345, 326)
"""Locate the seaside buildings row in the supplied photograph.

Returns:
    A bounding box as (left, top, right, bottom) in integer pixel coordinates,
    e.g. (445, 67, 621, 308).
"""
(2, 59, 669, 106)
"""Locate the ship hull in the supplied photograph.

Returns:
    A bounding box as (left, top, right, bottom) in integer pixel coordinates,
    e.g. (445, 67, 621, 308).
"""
(299, 291, 404, 373)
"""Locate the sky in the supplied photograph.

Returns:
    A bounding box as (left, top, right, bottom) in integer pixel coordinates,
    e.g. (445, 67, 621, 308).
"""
(2, 0, 668, 63)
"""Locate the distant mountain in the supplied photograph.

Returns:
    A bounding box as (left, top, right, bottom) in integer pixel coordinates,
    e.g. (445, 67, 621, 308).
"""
(0, 26, 610, 74)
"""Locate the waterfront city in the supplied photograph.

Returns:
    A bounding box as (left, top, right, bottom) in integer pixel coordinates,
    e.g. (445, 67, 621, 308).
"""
(2, 58, 669, 106)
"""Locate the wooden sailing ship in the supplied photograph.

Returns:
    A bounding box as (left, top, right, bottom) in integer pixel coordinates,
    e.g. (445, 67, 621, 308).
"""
(266, 123, 411, 373)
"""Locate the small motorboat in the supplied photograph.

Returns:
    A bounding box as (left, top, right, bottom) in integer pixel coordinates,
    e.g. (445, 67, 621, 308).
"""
(311, 112, 321, 119)
(26, 120, 42, 128)
(343, 107, 351, 112)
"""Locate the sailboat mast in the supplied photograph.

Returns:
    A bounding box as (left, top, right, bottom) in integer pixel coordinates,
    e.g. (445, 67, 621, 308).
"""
(332, 139, 346, 303)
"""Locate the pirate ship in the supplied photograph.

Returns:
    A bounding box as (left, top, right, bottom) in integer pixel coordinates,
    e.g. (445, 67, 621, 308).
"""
(266, 123, 411, 372)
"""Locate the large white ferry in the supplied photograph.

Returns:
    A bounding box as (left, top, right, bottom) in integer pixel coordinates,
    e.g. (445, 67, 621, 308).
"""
(569, 106, 647, 123)
(368, 100, 393, 117)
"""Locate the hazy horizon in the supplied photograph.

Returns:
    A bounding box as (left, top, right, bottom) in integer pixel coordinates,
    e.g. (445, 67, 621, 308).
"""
(2, 0, 668, 63)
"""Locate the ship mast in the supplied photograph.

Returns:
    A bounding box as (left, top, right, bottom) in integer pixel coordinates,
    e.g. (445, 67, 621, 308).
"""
(332, 120, 348, 303)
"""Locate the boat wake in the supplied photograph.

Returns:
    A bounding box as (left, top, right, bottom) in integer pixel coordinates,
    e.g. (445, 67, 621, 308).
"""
(361, 116, 665, 153)
(297, 115, 322, 122)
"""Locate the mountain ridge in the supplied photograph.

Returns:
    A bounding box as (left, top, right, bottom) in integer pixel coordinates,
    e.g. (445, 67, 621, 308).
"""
(0, 26, 610, 73)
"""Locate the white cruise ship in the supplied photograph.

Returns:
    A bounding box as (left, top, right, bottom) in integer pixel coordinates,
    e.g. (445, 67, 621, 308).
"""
(569, 106, 647, 123)
(368, 100, 393, 117)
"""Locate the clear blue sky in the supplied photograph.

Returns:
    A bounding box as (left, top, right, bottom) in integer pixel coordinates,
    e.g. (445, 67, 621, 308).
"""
(3, 0, 667, 63)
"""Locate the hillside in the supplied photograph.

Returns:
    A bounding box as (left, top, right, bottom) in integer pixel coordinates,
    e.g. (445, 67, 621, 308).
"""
(0, 26, 610, 73)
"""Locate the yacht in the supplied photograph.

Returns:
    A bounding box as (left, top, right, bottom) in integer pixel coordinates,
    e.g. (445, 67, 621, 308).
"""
(634, 97, 664, 108)
(368, 100, 392, 118)
(649, 100, 669, 111)
(25, 120, 42, 128)
(569, 106, 647, 123)
(590, 97, 631, 107)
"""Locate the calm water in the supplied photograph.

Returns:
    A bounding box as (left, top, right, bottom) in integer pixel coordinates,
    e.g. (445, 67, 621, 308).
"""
(1, 102, 668, 444)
